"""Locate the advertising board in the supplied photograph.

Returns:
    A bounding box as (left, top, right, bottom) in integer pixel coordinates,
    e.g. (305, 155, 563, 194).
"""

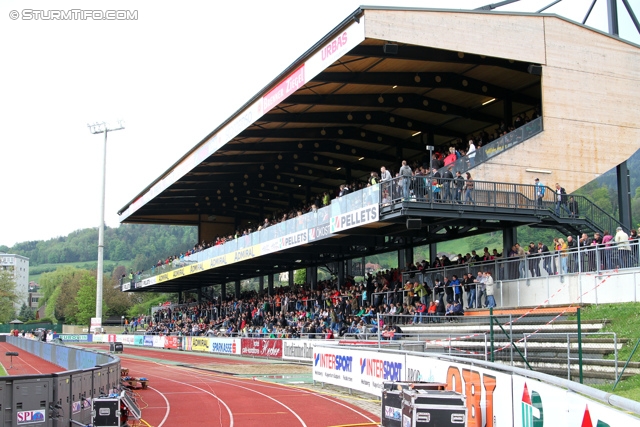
(210, 338, 239, 355)
(312, 347, 404, 396)
(191, 337, 211, 352)
(512, 375, 636, 427)
(405, 355, 512, 427)
(282, 339, 315, 362)
(57, 334, 92, 343)
(241, 338, 282, 358)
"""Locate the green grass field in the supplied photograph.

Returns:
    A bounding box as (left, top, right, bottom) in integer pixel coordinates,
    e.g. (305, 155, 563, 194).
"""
(572, 302, 640, 401)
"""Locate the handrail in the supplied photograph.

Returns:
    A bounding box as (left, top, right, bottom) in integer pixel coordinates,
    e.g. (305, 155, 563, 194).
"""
(124, 164, 621, 287)
(436, 117, 543, 176)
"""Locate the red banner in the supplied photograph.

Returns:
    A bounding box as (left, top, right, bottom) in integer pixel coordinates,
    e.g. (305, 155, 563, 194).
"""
(164, 336, 181, 349)
(241, 338, 282, 358)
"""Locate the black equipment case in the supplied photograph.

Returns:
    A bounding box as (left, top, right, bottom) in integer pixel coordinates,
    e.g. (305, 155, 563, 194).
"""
(381, 382, 447, 427)
(400, 389, 466, 426)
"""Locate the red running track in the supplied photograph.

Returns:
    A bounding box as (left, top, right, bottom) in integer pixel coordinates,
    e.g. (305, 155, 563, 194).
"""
(7, 343, 379, 427)
(0, 342, 63, 375)
(113, 346, 378, 427)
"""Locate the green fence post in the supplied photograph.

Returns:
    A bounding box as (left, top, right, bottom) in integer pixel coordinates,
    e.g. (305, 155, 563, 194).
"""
(578, 307, 583, 384)
(490, 308, 494, 363)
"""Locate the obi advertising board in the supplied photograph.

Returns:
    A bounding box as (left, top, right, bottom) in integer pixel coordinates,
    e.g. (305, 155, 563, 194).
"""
(241, 338, 283, 358)
(312, 347, 404, 396)
(405, 354, 512, 427)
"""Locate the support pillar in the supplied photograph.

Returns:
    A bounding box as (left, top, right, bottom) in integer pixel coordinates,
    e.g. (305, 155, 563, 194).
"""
(429, 243, 438, 266)
(220, 283, 226, 300)
(503, 94, 513, 126)
(235, 280, 241, 299)
(288, 270, 294, 287)
(178, 292, 183, 304)
(337, 260, 345, 289)
(617, 162, 632, 231)
(307, 266, 317, 290)
(404, 246, 414, 268)
(503, 227, 518, 256)
(197, 287, 202, 303)
(397, 247, 406, 270)
(259, 276, 264, 293)
(268, 275, 274, 295)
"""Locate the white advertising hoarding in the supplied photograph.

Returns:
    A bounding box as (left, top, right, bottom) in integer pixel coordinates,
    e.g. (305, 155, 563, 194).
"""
(313, 346, 404, 396)
(282, 339, 316, 362)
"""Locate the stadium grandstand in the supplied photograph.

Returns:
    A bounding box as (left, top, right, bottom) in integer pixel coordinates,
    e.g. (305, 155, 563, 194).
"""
(116, 5, 640, 308)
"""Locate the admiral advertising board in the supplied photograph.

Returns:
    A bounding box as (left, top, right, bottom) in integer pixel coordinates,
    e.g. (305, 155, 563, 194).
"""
(241, 338, 283, 358)
(282, 339, 316, 362)
(191, 337, 211, 352)
(312, 347, 404, 396)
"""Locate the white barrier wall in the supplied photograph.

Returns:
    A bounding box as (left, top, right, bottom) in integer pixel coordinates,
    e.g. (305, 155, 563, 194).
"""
(64, 334, 637, 425)
(313, 345, 639, 426)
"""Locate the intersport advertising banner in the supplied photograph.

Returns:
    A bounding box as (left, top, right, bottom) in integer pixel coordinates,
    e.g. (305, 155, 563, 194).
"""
(312, 346, 404, 396)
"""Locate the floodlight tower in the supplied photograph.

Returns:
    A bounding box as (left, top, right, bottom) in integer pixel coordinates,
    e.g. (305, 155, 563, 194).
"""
(88, 121, 125, 330)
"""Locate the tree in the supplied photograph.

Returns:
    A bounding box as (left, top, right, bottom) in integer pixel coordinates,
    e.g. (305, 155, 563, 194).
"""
(294, 269, 306, 284)
(0, 270, 18, 323)
(72, 278, 97, 325)
(18, 302, 35, 322)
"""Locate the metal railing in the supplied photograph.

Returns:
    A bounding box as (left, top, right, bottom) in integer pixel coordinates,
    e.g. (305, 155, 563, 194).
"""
(437, 117, 543, 176)
(403, 237, 640, 288)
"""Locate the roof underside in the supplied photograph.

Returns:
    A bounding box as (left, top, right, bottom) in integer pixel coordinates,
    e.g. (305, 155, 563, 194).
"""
(121, 10, 542, 225)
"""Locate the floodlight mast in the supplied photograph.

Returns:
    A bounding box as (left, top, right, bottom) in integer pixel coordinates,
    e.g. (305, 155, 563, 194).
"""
(88, 121, 124, 329)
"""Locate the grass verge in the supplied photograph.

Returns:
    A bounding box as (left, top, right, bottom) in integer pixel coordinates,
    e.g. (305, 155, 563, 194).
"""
(571, 302, 640, 401)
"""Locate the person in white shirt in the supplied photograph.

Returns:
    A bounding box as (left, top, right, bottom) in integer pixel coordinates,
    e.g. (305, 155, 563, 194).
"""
(467, 140, 476, 167)
(615, 226, 631, 268)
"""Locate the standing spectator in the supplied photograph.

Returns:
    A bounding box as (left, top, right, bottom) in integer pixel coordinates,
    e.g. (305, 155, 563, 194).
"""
(399, 160, 413, 200)
(467, 139, 476, 167)
(566, 235, 578, 273)
(630, 229, 639, 268)
(484, 271, 496, 308)
(527, 242, 540, 277)
(464, 172, 475, 204)
(443, 166, 454, 202)
(555, 183, 570, 216)
(534, 178, 545, 208)
(454, 171, 464, 204)
(615, 227, 631, 269)
(568, 196, 579, 217)
(538, 241, 552, 275)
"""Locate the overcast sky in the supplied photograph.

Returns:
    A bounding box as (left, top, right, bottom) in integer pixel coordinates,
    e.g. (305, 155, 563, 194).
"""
(1, 0, 638, 247)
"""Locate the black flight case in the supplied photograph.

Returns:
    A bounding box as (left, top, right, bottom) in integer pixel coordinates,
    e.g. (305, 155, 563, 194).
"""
(400, 389, 466, 427)
(381, 382, 447, 427)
